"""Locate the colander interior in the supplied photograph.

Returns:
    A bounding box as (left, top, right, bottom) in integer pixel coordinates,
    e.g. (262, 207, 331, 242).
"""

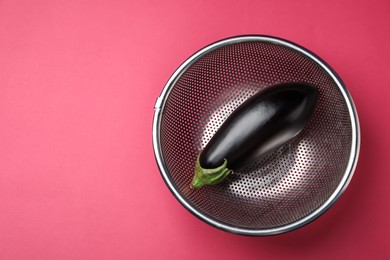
(155, 37, 357, 235)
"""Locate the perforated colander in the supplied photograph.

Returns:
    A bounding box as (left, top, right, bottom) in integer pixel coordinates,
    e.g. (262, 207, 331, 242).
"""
(152, 35, 360, 236)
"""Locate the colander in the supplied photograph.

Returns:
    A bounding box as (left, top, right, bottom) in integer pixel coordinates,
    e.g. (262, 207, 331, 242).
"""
(152, 35, 360, 236)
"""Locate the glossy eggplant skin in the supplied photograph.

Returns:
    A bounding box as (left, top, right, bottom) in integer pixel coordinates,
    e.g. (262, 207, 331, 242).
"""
(199, 82, 318, 172)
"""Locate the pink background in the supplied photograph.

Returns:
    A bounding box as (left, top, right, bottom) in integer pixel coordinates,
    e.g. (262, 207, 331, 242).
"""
(0, 0, 389, 259)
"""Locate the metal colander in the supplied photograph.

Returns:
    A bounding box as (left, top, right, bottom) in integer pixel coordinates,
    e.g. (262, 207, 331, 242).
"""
(153, 35, 360, 236)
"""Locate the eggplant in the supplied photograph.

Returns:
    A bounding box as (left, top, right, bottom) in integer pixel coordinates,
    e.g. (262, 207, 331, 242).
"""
(191, 82, 318, 189)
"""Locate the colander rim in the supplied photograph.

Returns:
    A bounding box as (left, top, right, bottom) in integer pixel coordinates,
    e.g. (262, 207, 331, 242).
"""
(152, 35, 360, 236)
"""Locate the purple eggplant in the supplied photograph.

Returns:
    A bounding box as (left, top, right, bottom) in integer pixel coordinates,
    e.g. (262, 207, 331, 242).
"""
(191, 82, 318, 189)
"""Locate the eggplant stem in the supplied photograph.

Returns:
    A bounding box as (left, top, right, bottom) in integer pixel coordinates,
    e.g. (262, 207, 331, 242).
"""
(191, 156, 233, 189)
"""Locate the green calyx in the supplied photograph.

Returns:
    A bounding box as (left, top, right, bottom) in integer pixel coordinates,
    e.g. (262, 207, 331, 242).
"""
(191, 156, 233, 189)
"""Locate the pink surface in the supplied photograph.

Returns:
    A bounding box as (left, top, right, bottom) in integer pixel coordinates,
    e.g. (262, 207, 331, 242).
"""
(0, 0, 389, 259)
